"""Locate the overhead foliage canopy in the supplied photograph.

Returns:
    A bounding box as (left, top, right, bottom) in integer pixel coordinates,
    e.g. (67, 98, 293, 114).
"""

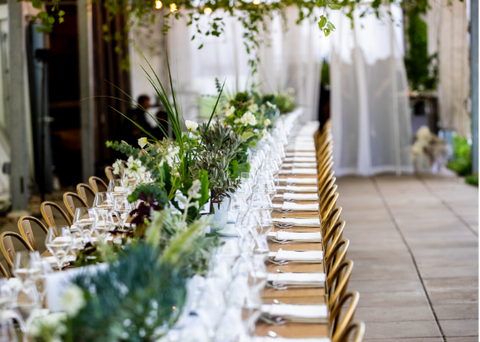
(26, 0, 456, 71)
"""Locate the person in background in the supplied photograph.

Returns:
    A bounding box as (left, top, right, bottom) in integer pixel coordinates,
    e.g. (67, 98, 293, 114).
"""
(124, 95, 151, 145)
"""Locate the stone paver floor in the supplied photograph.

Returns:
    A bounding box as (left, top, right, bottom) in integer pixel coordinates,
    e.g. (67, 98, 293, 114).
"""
(337, 174, 478, 341)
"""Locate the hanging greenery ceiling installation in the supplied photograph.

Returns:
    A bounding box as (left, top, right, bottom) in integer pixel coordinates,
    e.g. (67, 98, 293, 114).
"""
(24, 0, 408, 71)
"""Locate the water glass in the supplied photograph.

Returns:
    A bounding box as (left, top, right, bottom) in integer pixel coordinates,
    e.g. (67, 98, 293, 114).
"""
(13, 252, 41, 288)
(45, 227, 73, 271)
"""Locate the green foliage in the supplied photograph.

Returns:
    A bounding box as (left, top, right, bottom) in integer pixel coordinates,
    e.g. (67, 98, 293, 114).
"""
(69, 243, 187, 342)
(466, 173, 479, 187)
(404, 8, 438, 91)
(128, 183, 169, 205)
(192, 121, 244, 203)
(447, 135, 472, 176)
(321, 60, 330, 86)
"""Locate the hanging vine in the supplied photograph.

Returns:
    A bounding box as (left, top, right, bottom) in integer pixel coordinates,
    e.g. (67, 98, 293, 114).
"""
(24, 0, 449, 72)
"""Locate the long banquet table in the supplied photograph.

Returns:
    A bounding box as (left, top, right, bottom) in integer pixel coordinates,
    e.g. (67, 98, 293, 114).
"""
(253, 122, 329, 339)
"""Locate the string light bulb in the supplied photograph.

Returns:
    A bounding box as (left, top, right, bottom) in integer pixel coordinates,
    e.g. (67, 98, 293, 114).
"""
(170, 3, 177, 12)
(253, 0, 260, 4)
(204, 7, 212, 15)
(155, 0, 162, 9)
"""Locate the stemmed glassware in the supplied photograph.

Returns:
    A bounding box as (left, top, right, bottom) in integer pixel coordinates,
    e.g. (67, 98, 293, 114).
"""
(12, 251, 41, 289)
(73, 207, 98, 239)
(11, 284, 41, 342)
(45, 227, 73, 271)
(113, 198, 132, 230)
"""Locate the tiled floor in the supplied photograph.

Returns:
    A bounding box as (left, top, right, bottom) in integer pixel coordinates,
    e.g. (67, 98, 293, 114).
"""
(337, 174, 478, 341)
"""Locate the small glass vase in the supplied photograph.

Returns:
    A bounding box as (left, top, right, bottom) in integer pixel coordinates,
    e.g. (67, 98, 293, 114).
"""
(209, 200, 230, 231)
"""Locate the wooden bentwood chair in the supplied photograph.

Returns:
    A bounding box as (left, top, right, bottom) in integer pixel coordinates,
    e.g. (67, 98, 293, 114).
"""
(17, 216, 49, 251)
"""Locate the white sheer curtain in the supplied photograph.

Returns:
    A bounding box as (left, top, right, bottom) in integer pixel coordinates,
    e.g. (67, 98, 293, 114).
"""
(330, 5, 413, 176)
(426, 0, 469, 137)
(130, 8, 324, 121)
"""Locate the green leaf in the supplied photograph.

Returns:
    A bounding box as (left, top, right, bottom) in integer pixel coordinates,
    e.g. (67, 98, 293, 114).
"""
(47, 16, 55, 24)
(236, 162, 250, 176)
(198, 44, 204, 49)
(191, 35, 195, 40)
(327, 21, 335, 30)
(58, 10, 65, 16)
(38, 11, 48, 19)
(319, 15, 327, 28)
(59, 17, 64, 23)
(228, 160, 238, 178)
(328, 4, 342, 10)
(199, 170, 210, 207)
(316, 0, 326, 6)
(32, 0, 42, 9)
(324, 28, 331, 36)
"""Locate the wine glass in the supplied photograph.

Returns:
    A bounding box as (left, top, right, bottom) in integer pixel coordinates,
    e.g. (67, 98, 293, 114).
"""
(93, 192, 114, 215)
(108, 179, 128, 200)
(94, 211, 115, 241)
(13, 251, 41, 289)
(73, 207, 97, 239)
(32, 260, 52, 303)
(45, 227, 73, 271)
(228, 193, 247, 224)
(0, 278, 12, 311)
(113, 198, 132, 230)
(11, 284, 41, 341)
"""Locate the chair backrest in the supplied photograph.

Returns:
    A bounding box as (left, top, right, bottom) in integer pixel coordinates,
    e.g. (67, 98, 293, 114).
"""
(326, 238, 349, 277)
(0, 262, 8, 278)
(41, 201, 72, 231)
(330, 292, 361, 342)
(76, 183, 96, 207)
(321, 189, 338, 218)
(89, 176, 108, 193)
(324, 221, 346, 262)
(322, 206, 343, 237)
(327, 260, 354, 310)
(105, 166, 118, 181)
(334, 321, 365, 342)
(63, 192, 89, 218)
(17, 216, 48, 251)
(0, 231, 34, 271)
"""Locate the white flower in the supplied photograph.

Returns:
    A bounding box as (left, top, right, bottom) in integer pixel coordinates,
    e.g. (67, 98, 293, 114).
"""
(188, 179, 202, 199)
(225, 106, 236, 117)
(164, 146, 180, 167)
(60, 284, 86, 316)
(126, 156, 146, 181)
(266, 101, 276, 109)
(30, 313, 67, 339)
(185, 120, 199, 131)
(240, 111, 257, 126)
(112, 159, 123, 175)
(248, 103, 258, 113)
(138, 137, 148, 148)
(264, 118, 271, 126)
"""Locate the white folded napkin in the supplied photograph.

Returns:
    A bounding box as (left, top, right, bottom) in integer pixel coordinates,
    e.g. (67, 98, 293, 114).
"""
(282, 163, 317, 168)
(294, 146, 315, 152)
(267, 272, 326, 285)
(283, 157, 317, 163)
(268, 231, 322, 242)
(287, 178, 317, 185)
(252, 338, 330, 342)
(274, 250, 323, 262)
(292, 152, 316, 157)
(282, 202, 319, 211)
(287, 185, 318, 193)
(261, 304, 328, 322)
(273, 218, 321, 227)
(284, 193, 319, 201)
(292, 168, 317, 175)
(43, 255, 76, 265)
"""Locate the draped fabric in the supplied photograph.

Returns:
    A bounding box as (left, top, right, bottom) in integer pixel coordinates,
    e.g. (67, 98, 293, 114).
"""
(129, 8, 324, 122)
(330, 5, 413, 176)
(426, 0, 469, 137)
